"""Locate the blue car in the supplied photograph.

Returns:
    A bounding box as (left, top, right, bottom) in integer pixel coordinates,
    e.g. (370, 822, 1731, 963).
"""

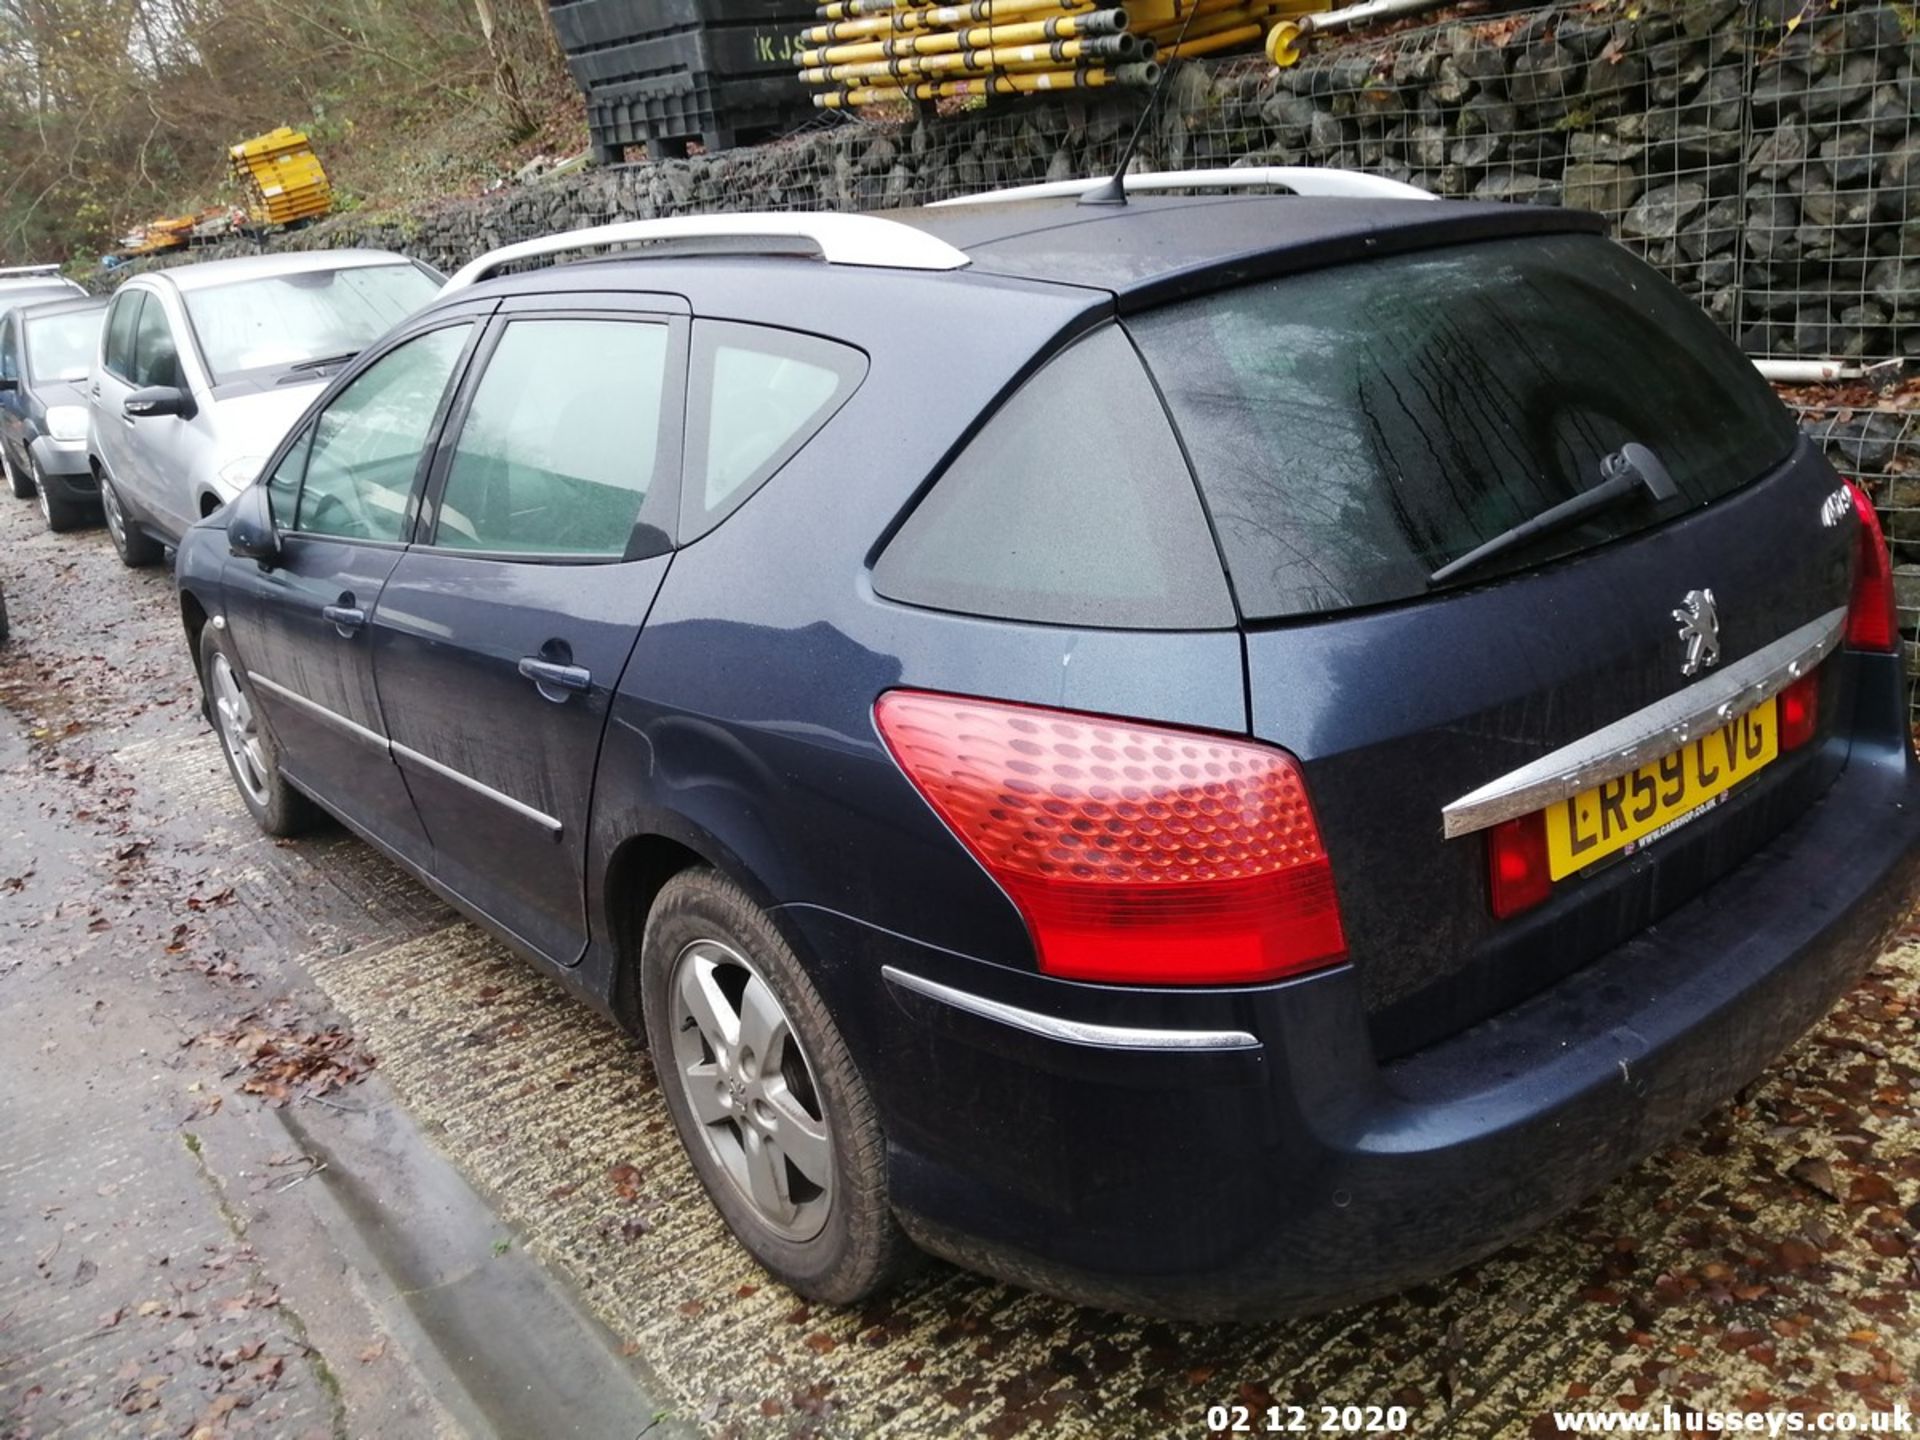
(173, 171, 1920, 1319)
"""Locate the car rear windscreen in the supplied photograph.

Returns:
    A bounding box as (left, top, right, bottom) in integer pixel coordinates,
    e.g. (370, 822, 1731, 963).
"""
(1126, 233, 1799, 620)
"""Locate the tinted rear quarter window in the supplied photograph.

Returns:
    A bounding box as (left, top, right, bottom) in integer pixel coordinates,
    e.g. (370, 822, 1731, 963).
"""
(1127, 233, 1799, 619)
(873, 324, 1234, 630)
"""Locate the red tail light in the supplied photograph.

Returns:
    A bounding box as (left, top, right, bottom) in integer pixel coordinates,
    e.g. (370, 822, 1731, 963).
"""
(1845, 480, 1897, 653)
(873, 690, 1347, 986)
(1778, 670, 1820, 751)
(1487, 812, 1551, 919)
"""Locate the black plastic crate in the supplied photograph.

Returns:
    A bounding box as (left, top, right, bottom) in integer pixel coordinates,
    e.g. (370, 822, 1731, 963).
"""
(550, 0, 808, 54)
(547, 0, 815, 161)
(585, 69, 807, 161)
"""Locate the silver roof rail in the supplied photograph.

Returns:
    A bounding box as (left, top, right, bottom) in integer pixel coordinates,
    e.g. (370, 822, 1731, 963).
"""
(0, 264, 64, 277)
(927, 165, 1436, 208)
(442, 214, 969, 293)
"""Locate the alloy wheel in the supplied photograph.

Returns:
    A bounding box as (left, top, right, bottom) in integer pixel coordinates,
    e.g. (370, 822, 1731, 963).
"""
(668, 938, 834, 1242)
(209, 653, 271, 808)
(33, 463, 50, 527)
(101, 478, 127, 551)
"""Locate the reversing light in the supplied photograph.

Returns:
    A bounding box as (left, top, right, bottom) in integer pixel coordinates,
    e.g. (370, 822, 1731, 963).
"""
(1487, 811, 1552, 919)
(1778, 670, 1820, 751)
(873, 690, 1347, 986)
(1844, 480, 1897, 653)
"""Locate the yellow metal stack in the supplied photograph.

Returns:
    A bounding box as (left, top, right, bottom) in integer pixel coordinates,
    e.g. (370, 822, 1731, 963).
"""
(798, 0, 1329, 108)
(228, 127, 334, 227)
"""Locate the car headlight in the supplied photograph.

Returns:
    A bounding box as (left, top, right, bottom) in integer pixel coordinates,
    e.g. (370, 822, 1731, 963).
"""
(43, 405, 88, 442)
(216, 455, 267, 495)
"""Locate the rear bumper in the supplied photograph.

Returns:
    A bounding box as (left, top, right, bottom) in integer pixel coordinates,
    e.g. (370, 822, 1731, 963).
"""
(784, 660, 1920, 1320)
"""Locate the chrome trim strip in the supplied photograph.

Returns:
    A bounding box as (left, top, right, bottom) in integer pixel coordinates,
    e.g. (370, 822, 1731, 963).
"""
(247, 672, 387, 751)
(1440, 605, 1847, 840)
(881, 966, 1261, 1053)
(390, 739, 563, 835)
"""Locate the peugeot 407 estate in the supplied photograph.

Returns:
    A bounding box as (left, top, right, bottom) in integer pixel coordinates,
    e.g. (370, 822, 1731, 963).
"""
(171, 171, 1920, 1320)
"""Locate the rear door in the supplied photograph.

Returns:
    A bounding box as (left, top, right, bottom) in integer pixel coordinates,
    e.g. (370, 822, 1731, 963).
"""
(370, 302, 687, 964)
(224, 319, 480, 868)
(1128, 232, 1853, 1056)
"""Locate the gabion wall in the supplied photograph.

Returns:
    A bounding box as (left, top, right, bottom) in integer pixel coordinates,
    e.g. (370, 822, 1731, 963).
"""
(114, 0, 1920, 715)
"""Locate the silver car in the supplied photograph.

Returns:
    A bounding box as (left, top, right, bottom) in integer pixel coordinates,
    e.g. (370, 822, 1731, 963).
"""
(86, 250, 441, 565)
(0, 265, 86, 318)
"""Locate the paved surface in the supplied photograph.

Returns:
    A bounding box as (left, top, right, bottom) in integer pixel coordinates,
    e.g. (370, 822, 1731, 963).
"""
(2, 497, 1919, 1439)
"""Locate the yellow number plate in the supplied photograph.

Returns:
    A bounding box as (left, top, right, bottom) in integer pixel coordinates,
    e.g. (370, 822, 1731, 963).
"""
(1543, 702, 1778, 881)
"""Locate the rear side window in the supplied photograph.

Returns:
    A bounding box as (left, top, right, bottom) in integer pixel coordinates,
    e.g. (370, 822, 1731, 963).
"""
(1129, 233, 1799, 619)
(103, 291, 142, 380)
(683, 321, 863, 542)
(873, 324, 1233, 630)
(436, 318, 669, 557)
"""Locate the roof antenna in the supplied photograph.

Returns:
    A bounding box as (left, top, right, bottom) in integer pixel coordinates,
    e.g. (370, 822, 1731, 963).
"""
(1079, 2, 1205, 207)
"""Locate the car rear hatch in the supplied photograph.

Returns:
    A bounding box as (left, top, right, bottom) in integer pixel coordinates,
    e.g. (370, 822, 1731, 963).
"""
(1128, 231, 1864, 1058)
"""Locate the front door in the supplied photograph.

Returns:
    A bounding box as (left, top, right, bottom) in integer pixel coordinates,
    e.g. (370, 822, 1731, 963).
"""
(224, 321, 479, 868)
(372, 311, 685, 963)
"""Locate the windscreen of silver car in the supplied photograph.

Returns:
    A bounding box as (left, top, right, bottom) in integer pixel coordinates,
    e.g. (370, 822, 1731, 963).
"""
(182, 266, 443, 386)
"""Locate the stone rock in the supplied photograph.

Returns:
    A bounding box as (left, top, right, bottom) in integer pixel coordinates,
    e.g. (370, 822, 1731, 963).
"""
(1509, 41, 1582, 116)
(1261, 92, 1320, 147)
(1811, 412, 1905, 471)
(1751, 119, 1812, 179)
(1472, 169, 1556, 204)
(1562, 161, 1640, 215)
(1621, 180, 1707, 240)
(1871, 254, 1920, 318)
(1569, 128, 1645, 165)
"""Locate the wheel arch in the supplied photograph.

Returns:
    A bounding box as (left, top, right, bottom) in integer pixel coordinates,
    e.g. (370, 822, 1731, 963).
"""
(593, 816, 802, 1035)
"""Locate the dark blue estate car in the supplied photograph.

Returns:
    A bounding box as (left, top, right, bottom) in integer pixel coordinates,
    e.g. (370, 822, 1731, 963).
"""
(173, 173, 1920, 1320)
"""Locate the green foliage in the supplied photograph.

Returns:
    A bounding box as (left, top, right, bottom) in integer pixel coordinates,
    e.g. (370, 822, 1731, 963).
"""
(0, 0, 582, 263)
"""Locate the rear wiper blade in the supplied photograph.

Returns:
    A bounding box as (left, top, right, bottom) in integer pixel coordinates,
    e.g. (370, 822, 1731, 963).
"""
(1429, 443, 1678, 586)
(285, 350, 359, 374)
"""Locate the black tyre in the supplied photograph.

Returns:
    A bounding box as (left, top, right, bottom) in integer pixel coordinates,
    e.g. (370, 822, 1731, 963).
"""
(33, 459, 89, 533)
(101, 471, 162, 567)
(0, 583, 9, 643)
(3, 446, 30, 500)
(642, 868, 913, 1305)
(198, 622, 315, 837)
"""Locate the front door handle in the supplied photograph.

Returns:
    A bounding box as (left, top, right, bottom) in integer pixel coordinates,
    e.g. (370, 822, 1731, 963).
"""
(518, 656, 592, 702)
(322, 603, 365, 636)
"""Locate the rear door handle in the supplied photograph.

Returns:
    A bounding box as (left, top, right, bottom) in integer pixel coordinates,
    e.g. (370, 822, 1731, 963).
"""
(322, 604, 365, 636)
(518, 656, 592, 701)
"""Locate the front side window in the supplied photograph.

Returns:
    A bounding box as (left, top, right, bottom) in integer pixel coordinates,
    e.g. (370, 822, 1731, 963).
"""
(0, 316, 16, 383)
(682, 321, 863, 540)
(102, 291, 143, 380)
(294, 325, 469, 543)
(130, 298, 181, 389)
(26, 309, 104, 384)
(435, 318, 669, 557)
(265, 423, 313, 530)
(872, 324, 1234, 630)
(184, 264, 441, 385)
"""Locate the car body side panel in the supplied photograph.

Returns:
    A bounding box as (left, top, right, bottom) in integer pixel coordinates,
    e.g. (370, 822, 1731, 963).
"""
(579, 290, 1245, 1024)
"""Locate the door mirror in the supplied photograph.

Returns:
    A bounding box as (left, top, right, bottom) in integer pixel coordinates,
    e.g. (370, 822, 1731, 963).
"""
(0, 377, 16, 393)
(125, 385, 194, 420)
(226, 482, 280, 562)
